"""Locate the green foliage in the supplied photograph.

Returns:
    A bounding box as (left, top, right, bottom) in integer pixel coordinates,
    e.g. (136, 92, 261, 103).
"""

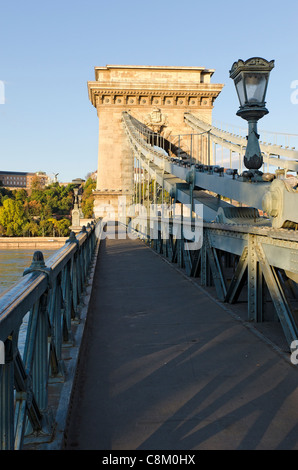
(56, 218, 71, 236)
(28, 182, 75, 218)
(14, 189, 28, 204)
(0, 199, 27, 236)
(0, 179, 94, 237)
(38, 219, 55, 237)
(23, 221, 39, 237)
(0, 187, 13, 206)
(81, 178, 96, 218)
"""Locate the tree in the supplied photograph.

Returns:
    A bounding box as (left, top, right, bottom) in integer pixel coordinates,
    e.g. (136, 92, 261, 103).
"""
(14, 189, 28, 204)
(30, 175, 44, 191)
(38, 219, 55, 237)
(24, 200, 43, 217)
(23, 221, 39, 237)
(0, 199, 28, 236)
(47, 217, 59, 236)
(0, 187, 13, 206)
(81, 178, 96, 218)
(56, 218, 71, 236)
(0, 179, 80, 237)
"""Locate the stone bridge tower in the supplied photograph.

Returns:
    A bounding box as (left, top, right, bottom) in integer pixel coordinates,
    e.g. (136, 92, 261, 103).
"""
(87, 65, 223, 218)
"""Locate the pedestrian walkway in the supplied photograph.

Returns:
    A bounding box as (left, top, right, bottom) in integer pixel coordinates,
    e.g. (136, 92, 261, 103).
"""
(63, 226, 298, 450)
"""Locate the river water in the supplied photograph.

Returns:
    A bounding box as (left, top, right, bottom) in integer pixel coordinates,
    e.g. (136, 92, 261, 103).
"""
(0, 249, 56, 296)
(0, 249, 57, 356)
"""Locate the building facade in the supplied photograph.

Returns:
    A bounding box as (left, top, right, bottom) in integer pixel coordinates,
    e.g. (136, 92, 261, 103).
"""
(0, 171, 49, 190)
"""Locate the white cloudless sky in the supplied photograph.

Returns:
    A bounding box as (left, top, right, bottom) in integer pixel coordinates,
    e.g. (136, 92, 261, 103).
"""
(0, 0, 297, 182)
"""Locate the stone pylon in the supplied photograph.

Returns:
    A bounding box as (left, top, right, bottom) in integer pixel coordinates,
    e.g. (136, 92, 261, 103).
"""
(88, 65, 223, 219)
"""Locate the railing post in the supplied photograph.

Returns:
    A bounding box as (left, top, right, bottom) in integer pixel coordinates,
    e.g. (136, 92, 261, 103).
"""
(0, 338, 15, 450)
(247, 234, 263, 322)
(48, 272, 65, 379)
(200, 231, 208, 286)
(31, 292, 49, 413)
(80, 226, 87, 288)
(61, 260, 75, 342)
(66, 231, 80, 321)
(0, 222, 100, 450)
(18, 251, 54, 446)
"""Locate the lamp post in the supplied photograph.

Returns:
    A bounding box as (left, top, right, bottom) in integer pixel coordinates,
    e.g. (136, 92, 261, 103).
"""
(229, 57, 274, 174)
(70, 178, 85, 233)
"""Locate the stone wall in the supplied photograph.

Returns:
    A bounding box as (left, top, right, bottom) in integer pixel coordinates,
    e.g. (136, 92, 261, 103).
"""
(0, 237, 67, 249)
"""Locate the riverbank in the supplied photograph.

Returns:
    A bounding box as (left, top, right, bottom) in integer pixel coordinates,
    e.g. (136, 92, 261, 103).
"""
(0, 237, 68, 249)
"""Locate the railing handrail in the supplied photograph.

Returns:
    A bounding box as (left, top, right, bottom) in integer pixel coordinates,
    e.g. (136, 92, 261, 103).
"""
(0, 272, 48, 343)
(0, 219, 102, 450)
(0, 227, 92, 330)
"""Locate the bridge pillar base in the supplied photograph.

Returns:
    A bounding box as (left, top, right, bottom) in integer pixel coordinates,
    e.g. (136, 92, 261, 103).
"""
(93, 190, 133, 221)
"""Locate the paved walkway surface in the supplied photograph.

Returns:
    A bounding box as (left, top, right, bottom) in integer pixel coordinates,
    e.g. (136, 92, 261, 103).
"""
(63, 226, 298, 450)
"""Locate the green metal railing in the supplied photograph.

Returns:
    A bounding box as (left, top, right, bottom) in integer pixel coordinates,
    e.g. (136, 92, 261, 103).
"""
(123, 111, 298, 353)
(0, 220, 101, 449)
(130, 212, 298, 353)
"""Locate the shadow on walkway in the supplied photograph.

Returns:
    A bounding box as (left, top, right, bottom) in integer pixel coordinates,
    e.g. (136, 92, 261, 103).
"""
(63, 228, 298, 450)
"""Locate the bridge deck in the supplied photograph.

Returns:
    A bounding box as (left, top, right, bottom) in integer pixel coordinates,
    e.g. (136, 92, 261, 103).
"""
(64, 226, 298, 450)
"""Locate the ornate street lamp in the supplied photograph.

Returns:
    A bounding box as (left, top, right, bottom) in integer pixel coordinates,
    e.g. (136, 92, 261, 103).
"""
(229, 57, 274, 172)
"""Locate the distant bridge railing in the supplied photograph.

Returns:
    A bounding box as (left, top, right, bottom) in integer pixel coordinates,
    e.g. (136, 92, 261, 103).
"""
(184, 112, 298, 173)
(126, 213, 298, 355)
(122, 110, 298, 354)
(0, 220, 102, 450)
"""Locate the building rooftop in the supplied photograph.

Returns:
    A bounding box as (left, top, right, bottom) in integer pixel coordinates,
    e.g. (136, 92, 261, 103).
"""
(0, 171, 28, 175)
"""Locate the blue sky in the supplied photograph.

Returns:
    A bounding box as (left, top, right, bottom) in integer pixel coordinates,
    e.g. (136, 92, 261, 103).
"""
(0, 0, 297, 182)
